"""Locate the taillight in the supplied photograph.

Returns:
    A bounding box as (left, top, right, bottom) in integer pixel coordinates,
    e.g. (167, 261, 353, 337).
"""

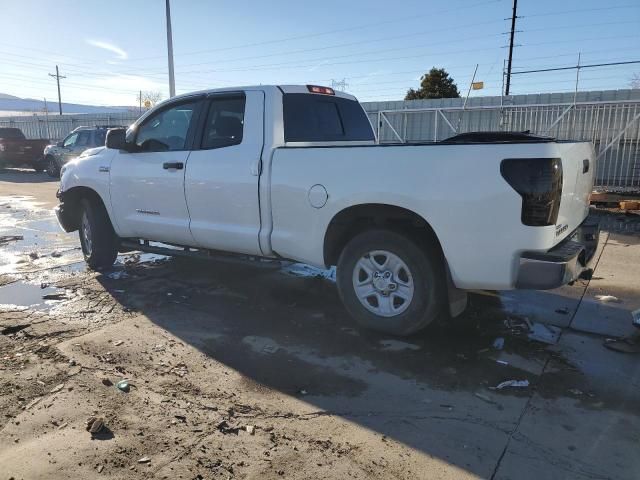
(501, 157, 563, 226)
(307, 85, 335, 95)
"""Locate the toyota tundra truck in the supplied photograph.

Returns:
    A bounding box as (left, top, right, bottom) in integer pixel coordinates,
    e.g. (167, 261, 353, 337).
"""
(55, 85, 598, 335)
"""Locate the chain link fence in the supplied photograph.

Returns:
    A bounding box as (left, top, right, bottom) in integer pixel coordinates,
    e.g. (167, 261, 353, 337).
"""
(368, 100, 640, 191)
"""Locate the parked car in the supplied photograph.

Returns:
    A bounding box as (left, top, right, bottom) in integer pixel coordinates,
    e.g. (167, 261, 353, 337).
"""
(55, 85, 598, 335)
(0, 128, 48, 171)
(44, 126, 120, 177)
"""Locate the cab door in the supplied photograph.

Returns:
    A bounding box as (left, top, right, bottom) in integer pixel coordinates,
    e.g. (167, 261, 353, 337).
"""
(61, 130, 91, 164)
(184, 90, 264, 255)
(109, 97, 203, 245)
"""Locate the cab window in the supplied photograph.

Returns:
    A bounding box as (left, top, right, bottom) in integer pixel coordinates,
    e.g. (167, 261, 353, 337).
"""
(76, 131, 91, 147)
(201, 95, 245, 149)
(63, 133, 78, 148)
(135, 101, 197, 152)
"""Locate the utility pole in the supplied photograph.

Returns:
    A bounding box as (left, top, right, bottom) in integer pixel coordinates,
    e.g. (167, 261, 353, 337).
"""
(48, 65, 66, 115)
(505, 0, 518, 96)
(165, 0, 176, 97)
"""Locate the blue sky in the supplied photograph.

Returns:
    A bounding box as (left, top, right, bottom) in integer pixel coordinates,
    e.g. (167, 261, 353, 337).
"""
(1, 0, 638, 106)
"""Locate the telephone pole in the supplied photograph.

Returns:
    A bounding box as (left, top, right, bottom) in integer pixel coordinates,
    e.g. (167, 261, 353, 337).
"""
(504, 0, 518, 96)
(48, 65, 66, 115)
(165, 0, 176, 97)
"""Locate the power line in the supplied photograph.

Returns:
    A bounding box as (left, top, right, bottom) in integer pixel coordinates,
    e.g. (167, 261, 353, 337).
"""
(510, 60, 640, 75)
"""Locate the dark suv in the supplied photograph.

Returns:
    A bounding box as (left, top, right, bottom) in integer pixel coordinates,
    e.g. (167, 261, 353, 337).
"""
(44, 126, 122, 177)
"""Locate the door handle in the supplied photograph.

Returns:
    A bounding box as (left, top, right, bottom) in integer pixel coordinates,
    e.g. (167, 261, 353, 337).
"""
(163, 162, 184, 170)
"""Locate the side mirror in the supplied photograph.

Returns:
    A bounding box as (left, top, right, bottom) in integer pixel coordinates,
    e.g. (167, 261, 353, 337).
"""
(105, 128, 128, 150)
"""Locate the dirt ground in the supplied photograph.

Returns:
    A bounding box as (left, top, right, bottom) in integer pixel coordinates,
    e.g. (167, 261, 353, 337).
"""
(1, 168, 640, 480)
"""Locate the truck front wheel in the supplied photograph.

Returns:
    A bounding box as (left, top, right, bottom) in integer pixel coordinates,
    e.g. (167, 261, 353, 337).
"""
(79, 198, 118, 270)
(336, 229, 445, 336)
(46, 156, 59, 177)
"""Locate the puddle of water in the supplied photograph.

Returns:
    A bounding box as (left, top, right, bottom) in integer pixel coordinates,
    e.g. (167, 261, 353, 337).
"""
(20, 218, 64, 234)
(0, 281, 65, 311)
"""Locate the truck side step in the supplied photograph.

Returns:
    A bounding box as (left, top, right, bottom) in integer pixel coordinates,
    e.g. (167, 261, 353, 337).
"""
(119, 239, 282, 269)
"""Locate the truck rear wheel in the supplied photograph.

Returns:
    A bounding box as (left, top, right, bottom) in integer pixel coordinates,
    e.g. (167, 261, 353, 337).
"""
(46, 156, 59, 177)
(336, 229, 445, 336)
(79, 198, 118, 270)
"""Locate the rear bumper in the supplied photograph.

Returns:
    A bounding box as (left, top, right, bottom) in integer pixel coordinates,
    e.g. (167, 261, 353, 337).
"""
(516, 219, 600, 290)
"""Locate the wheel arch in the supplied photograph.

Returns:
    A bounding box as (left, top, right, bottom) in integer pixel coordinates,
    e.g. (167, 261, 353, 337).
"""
(323, 203, 445, 268)
(59, 186, 113, 232)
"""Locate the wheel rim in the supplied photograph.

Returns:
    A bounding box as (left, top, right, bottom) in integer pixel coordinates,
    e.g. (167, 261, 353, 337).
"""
(352, 250, 414, 317)
(47, 158, 56, 176)
(81, 211, 93, 256)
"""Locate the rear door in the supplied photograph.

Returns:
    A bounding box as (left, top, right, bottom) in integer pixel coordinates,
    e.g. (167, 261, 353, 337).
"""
(110, 97, 203, 245)
(184, 90, 264, 255)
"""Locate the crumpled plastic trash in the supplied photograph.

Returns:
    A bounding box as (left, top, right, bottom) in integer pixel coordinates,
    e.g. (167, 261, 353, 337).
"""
(494, 379, 530, 390)
(595, 294, 620, 303)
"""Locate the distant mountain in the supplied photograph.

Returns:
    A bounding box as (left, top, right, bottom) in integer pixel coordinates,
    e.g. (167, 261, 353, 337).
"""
(0, 93, 134, 114)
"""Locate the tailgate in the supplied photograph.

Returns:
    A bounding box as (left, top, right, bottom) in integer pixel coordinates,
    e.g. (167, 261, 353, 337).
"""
(554, 142, 595, 245)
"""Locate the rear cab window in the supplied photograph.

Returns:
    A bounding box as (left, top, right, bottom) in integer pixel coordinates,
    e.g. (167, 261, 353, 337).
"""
(283, 93, 374, 143)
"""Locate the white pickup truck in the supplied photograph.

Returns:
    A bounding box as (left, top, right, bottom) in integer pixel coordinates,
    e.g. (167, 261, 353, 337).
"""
(56, 85, 598, 335)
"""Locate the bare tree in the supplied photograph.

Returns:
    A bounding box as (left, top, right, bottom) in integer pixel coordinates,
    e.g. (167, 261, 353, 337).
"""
(631, 73, 640, 89)
(136, 91, 164, 111)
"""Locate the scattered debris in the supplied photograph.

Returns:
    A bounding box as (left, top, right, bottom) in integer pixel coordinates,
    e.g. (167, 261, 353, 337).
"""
(28, 251, 39, 260)
(474, 392, 496, 404)
(493, 380, 530, 390)
(137, 457, 151, 464)
(245, 425, 255, 435)
(0, 235, 23, 245)
(299, 389, 308, 396)
(527, 322, 562, 345)
(595, 294, 620, 303)
(25, 397, 42, 410)
(568, 388, 583, 396)
(86, 416, 106, 435)
(113, 340, 124, 346)
(115, 380, 130, 392)
(496, 360, 509, 366)
(97, 465, 104, 473)
(42, 292, 68, 301)
(492, 337, 505, 350)
(106, 270, 129, 280)
(379, 339, 421, 351)
(603, 336, 640, 354)
(51, 250, 62, 258)
(101, 378, 113, 387)
(50, 383, 65, 393)
(216, 420, 241, 435)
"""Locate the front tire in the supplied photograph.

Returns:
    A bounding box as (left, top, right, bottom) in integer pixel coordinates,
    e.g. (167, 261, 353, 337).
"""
(336, 229, 445, 336)
(79, 198, 118, 270)
(46, 156, 59, 177)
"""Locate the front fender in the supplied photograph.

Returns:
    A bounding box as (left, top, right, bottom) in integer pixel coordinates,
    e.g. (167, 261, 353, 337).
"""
(58, 149, 120, 234)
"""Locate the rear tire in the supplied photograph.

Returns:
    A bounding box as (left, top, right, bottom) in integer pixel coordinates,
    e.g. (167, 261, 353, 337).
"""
(79, 198, 118, 270)
(46, 156, 59, 177)
(336, 229, 445, 336)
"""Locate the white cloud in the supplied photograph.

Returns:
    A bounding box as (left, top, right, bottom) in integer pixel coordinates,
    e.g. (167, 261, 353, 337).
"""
(86, 39, 128, 60)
